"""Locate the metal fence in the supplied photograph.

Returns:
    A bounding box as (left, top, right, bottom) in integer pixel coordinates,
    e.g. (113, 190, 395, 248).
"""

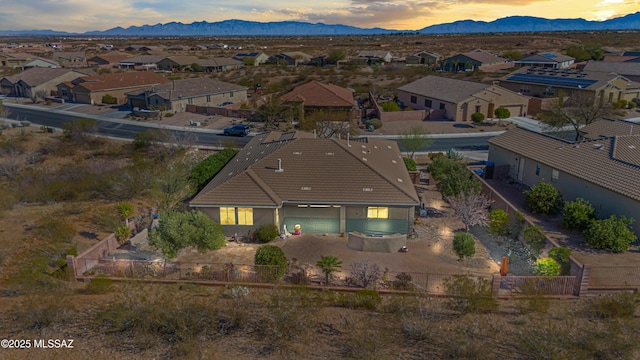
(497, 276, 579, 297)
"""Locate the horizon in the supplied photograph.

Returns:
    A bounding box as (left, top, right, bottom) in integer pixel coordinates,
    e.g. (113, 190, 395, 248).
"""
(0, 1, 638, 33)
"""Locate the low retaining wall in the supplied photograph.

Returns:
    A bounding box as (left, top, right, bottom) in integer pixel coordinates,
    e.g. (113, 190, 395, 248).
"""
(347, 232, 406, 253)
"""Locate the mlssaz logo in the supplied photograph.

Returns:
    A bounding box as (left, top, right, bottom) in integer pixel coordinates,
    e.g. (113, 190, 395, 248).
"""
(34, 339, 74, 349)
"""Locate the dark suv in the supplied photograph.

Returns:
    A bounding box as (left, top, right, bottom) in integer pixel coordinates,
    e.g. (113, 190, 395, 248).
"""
(223, 124, 250, 137)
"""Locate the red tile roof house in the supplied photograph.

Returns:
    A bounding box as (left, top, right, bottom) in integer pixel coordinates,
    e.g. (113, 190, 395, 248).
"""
(280, 81, 361, 121)
(488, 122, 640, 238)
(1, 68, 90, 98)
(126, 77, 248, 112)
(58, 72, 168, 105)
(190, 131, 420, 240)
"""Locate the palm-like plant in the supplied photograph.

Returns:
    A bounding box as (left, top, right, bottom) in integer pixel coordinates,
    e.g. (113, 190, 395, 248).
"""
(316, 256, 342, 285)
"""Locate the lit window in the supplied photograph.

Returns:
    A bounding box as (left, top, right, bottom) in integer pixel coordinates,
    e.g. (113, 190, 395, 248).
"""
(220, 207, 235, 225)
(238, 208, 253, 225)
(367, 207, 389, 219)
(551, 170, 559, 183)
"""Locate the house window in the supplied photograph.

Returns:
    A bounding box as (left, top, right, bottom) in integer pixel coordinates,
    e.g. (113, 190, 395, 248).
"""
(410, 96, 417, 104)
(475, 105, 481, 113)
(551, 169, 559, 183)
(519, 85, 530, 94)
(237, 208, 253, 225)
(608, 92, 613, 103)
(220, 207, 236, 225)
(536, 164, 541, 176)
(543, 87, 555, 97)
(230, 92, 234, 97)
(206, 95, 211, 103)
(439, 103, 445, 110)
(367, 207, 389, 219)
(188, 98, 193, 105)
(424, 99, 432, 107)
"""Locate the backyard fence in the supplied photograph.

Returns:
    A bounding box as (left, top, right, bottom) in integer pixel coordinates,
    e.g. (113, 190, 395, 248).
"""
(495, 275, 579, 298)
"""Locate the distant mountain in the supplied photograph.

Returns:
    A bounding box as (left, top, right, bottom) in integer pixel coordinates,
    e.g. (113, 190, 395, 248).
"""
(0, 12, 639, 37)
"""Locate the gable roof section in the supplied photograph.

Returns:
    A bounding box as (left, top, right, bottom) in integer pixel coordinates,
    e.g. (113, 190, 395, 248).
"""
(398, 75, 488, 103)
(147, 77, 247, 100)
(281, 81, 355, 108)
(583, 61, 640, 77)
(580, 118, 640, 139)
(88, 53, 131, 64)
(357, 50, 392, 58)
(489, 127, 640, 201)
(191, 132, 419, 207)
(119, 55, 164, 65)
(3, 68, 88, 86)
(75, 72, 168, 91)
(462, 49, 506, 64)
(161, 55, 199, 66)
(516, 53, 574, 64)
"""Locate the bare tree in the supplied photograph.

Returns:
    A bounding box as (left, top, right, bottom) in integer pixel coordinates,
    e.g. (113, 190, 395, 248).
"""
(348, 260, 381, 288)
(538, 91, 614, 141)
(298, 110, 358, 138)
(29, 89, 48, 103)
(0, 148, 22, 179)
(447, 190, 492, 232)
(398, 125, 433, 159)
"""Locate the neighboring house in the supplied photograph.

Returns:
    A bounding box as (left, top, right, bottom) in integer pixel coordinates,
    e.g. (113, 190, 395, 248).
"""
(156, 56, 200, 71)
(357, 50, 393, 64)
(117, 55, 164, 70)
(397, 75, 529, 121)
(0, 52, 34, 68)
(602, 55, 640, 63)
(21, 57, 60, 69)
(499, 67, 631, 104)
(280, 81, 360, 121)
(190, 131, 420, 236)
(579, 118, 640, 140)
(87, 53, 131, 67)
(583, 61, 640, 82)
(405, 50, 440, 65)
(488, 125, 640, 237)
(195, 58, 243, 72)
(272, 52, 312, 66)
(58, 72, 168, 105)
(51, 51, 86, 65)
(126, 77, 248, 112)
(440, 49, 511, 72)
(233, 52, 270, 66)
(513, 52, 575, 69)
(124, 45, 165, 52)
(0, 68, 89, 98)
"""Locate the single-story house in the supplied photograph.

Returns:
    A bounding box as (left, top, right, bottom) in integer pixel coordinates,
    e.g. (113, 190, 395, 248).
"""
(0, 52, 34, 68)
(513, 52, 575, 69)
(357, 50, 393, 64)
(397, 75, 529, 121)
(51, 51, 86, 66)
(126, 77, 247, 111)
(21, 58, 60, 69)
(280, 81, 360, 121)
(440, 49, 511, 72)
(0, 68, 90, 98)
(406, 50, 441, 65)
(488, 125, 640, 237)
(233, 52, 270, 66)
(271, 52, 312, 66)
(124, 45, 165, 52)
(87, 53, 131, 67)
(58, 72, 168, 105)
(190, 131, 420, 236)
(195, 58, 243, 72)
(117, 55, 165, 71)
(583, 61, 640, 82)
(156, 56, 200, 71)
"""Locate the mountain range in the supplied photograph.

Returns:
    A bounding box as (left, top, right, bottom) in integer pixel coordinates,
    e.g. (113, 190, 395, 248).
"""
(1, 12, 639, 36)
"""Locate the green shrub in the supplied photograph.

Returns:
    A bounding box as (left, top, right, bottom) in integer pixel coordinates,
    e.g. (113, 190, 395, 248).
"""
(115, 224, 131, 245)
(509, 211, 526, 238)
(584, 215, 636, 253)
(524, 180, 563, 215)
(489, 209, 510, 236)
(471, 112, 485, 123)
(562, 198, 595, 230)
(163, 112, 174, 117)
(257, 223, 280, 243)
(380, 101, 401, 112)
(548, 247, 572, 275)
(368, 118, 382, 129)
(523, 224, 547, 256)
(188, 148, 238, 191)
(403, 157, 417, 171)
(353, 289, 382, 310)
(494, 107, 511, 119)
(592, 292, 638, 319)
(85, 276, 114, 294)
(534, 258, 561, 276)
(453, 232, 475, 260)
(443, 274, 497, 313)
(101, 94, 117, 104)
(254, 245, 287, 281)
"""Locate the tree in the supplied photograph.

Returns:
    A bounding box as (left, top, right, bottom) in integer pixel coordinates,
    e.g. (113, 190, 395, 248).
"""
(562, 198, 596, 230)
(524, 180, 563, 215)
(380, 101, 401, 112)
(494, 107, 510, 125)
(584, 215, 636, 253)
(538, 91, 614, 141)
(316, 255, 342, 285)
(348, 259, 380, 288)
(398, 125, 432, 159)
(453, 232, 476, 260)
(148, 210, 226, 259)
(297, 110, 357, 138)
(446, 190, 492, 232)
(471, 112, 485, 124)
(489, 209, 510, 236)
(29, 89, 47, 103)
(327, 49, 346, 64)
(534, 258, 561, 276)
(115, 202, 133, 226)
(255, 245, 288, 281)
(257, 94, 288, 128)
(428, 154, 481, 198)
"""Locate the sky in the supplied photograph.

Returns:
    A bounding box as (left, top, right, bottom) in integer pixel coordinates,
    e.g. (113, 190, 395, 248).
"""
(0, 0, 638, 32)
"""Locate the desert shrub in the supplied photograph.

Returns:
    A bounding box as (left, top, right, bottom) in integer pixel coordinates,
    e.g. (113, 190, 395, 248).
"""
(584, 215, 636, 253)
(353, 289, 382, 310)
(115, 224, 131, 245)
(509, 211, 526, 237)
(524, 180, 563, 215)
(534, 258, 561, 276)
(427, 155, 481, 197)
(102, 94, 117, 104)
(12, 294, 74, 330)
(188, 148, 238, 191)
(453, 232, 475, 260)
(87, 205, 122, 233)
(393, 272, 414, 291)
(562, 198, 595, 230)
(471, 112, 485, 123)
(403, 156, 417, 171)
(489, 209, 510, 236)
(443, 274, 497, 313)
(254, 245, 287, 281)
(35, 216, 75, 243)
(257, 223, 279, 243)
(85, 276, 114, 294)
(518, 279, 550, 314)
(348, 259, 381, 288)
(368, 118, 382, 129)
(380, 101, 401, 112)
(548, 247, 572, 275)
(592, 292, 638, 319)
(523, 224, 547, 256)
(164, 112, 174, 117)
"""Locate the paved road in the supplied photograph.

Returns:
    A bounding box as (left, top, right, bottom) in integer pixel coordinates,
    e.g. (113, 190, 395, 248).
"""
(4, 103, 494, 151)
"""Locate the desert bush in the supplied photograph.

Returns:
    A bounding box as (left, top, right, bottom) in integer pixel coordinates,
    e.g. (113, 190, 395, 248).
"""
(509, 211, 526, 238)
(403, 156, 417, 171)
(489, 209, 510, 236)
(443, 274, 497, 313)
(534, 258, 561, 276)
(471, 112, 485, 123)
(12, 294, 74, 330)
(87, 205, 122, 233)
(85, 276, 114, 294)
(584, 215, 636, 253)
(254, 245, 287, 281)
(592, 292, 638, 319)
(102, 94, 117, 104)
(523, 224, 547, 256)
(353, 289, 382, 310)
(562, 198, 595, 230)
(34, 216, 75, 243)
(348, 259, 381, 288)
(548, 247, 572, 275)
(380, 101, 401, 112)
(368, 118, 382, 129)
(518, 279, 551, 314)
(257, 223, 280, 243)
(149, 210, 226, 259)
(524, 180, 563, 215)
(453, 232, 475, 260)
(115, 224, 131, 245)
(393, 272, 415, 291)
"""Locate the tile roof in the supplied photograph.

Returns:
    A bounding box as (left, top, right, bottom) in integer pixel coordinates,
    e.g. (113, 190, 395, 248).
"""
(162, 55, 199, 66)
(52, 51, 85, 61)
(583, 61, 640, 76)
(75, 72, 168, 91)
(119, 55, 165, 64)
(280, 81, 355, 108)
(3, 68, 88, 86)
(502, 66, 625, 90)
(462, 49, 507, 64)
(146, 77, 247, 100)
(489, 127, 640, 201)
(397, 75, 488, 103)
(196, 57, 243, 67)
(88, 53, 131, 64)
(602, 55, 640, 62)
(191, 132, 420, 207)
(0, 52, 33, 60)
(579, 118, 640, 139)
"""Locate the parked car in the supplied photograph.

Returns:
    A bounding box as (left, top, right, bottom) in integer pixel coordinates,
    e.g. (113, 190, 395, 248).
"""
(224, 124, 249, 137)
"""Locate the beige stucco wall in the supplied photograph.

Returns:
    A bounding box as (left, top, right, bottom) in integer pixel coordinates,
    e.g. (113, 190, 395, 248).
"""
(196, 206, 276, 236)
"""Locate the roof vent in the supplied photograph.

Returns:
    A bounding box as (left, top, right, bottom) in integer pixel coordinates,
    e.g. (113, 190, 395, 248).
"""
(594, 143, 604, 149)
(301, 186, 311, 191)
(397, 178, 403, 183)
(362, 157, 368, 161)
(293, 151, 302, 155)
(275, 158, 284, 172)
(392, 159, 397, 164)
(325, 152, 335, 156)
(363, 187, 373, 192)
(629, 145, 636, 149)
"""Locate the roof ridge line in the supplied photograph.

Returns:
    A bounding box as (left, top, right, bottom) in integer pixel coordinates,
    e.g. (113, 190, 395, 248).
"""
(245, 168, 282, 205)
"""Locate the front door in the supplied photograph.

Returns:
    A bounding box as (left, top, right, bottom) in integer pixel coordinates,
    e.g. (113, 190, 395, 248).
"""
(487, 103, 495, 119)
(517, 158, 525, 182)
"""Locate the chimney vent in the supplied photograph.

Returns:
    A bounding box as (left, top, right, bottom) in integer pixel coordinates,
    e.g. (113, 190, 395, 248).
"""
(275, 158, 284, 172)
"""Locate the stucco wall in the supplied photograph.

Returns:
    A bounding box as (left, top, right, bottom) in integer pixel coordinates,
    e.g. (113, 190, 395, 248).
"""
(196, 206, 275, 236)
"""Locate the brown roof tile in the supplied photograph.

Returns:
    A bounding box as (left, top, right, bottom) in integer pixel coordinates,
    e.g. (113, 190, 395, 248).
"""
(398, 75, 488, 103)
(3, 68, 89, 86)
(147, 77, 247, 100)
(580, 118, 640, 139)
(281, 81, 355, 108)
(75, 72, 167, 91)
